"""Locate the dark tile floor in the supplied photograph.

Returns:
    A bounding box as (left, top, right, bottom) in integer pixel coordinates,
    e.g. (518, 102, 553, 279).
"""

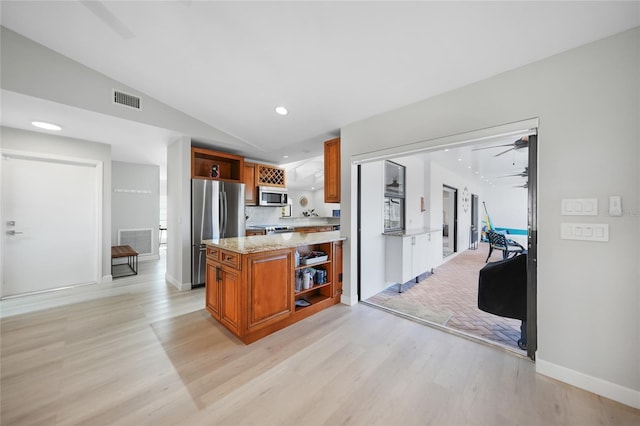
(367, 243, 525, 352)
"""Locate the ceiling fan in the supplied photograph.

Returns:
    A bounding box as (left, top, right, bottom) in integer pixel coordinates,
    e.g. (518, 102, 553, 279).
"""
(497, 167, 528, 179)
(473, 136, 529, 157)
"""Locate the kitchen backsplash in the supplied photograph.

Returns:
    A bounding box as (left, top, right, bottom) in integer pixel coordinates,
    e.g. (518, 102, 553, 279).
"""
(245, 205, 340, 227)
(245, 206, 281, 226)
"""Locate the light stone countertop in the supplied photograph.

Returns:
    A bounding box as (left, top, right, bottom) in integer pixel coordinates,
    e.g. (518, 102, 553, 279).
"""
(204, 230, 346, 255)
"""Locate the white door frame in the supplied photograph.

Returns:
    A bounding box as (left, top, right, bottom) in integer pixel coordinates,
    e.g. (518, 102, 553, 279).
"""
(1, 149, 103, 297)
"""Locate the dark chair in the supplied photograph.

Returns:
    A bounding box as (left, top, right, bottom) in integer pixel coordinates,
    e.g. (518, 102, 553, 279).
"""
(485, 230, 525, 262)
(478, 253, 528, 349)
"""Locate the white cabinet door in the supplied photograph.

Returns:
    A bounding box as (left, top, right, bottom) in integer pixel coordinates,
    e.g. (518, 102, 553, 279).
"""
(411, 233, 429, 278)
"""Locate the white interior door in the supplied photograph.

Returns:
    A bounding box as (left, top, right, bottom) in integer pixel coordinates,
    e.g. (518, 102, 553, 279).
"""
(1, 154, 99, 298)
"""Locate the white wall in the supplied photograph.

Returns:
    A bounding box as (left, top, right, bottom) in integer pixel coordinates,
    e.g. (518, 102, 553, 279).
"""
(341, 28, 640, 407)
(312, 191, 340, 218)
(430, 161, 484, 257)
(359, 162, 386, 300)
(482, 185, 528, 231)
(1, 27, 247, 150)
(112, 161, 160, 259)
(0, 126, 112, 281)
(165, 137, 191, 290)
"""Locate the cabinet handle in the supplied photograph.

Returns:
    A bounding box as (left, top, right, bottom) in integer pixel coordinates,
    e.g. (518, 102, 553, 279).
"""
(216, 266, 221, 282)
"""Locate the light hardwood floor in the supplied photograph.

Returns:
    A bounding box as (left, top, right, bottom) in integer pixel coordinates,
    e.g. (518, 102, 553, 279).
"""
(1, 251, 638, 425)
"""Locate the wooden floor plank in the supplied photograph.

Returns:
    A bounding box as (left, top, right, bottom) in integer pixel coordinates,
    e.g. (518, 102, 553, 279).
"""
(1, 251, 638, 425)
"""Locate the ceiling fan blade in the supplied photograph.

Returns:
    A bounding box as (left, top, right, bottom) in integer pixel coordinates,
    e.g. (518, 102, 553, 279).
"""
(494, 147, 515, 157)
(472, 143, 514, 152)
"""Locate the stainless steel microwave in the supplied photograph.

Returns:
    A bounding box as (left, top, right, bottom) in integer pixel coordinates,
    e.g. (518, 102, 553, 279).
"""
(258, 186, 288, 206)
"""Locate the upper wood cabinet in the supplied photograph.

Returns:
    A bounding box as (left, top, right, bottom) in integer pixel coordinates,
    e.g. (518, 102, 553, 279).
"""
(192, 147, 244, 182)
(324, 137, 340, 203)
(256, 164, 286, 187)
(243, 162, 258, 205)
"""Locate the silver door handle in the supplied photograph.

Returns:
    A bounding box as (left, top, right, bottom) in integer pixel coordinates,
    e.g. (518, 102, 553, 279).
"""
(6, 230, 23, 235)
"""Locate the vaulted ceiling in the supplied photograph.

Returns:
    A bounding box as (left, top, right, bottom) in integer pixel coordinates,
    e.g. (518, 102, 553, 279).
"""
(1, 1, 638, 178)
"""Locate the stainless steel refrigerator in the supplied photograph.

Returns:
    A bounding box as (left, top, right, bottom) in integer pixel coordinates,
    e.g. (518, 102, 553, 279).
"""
(191, 179, 245, 287)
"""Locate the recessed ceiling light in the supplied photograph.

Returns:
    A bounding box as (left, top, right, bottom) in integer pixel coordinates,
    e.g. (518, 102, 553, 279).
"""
(283, 155, 289, 159)
(457, 158, 462, 162)
(275, 106, 288, 115)
(311, 187, 315, 190)
(444, 149, 449, 152)
(467, 166, 471, 169)
(32, 121, 62, 131)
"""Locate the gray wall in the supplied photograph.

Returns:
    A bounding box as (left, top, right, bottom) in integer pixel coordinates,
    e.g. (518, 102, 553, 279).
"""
(165, 137, 192, 290)
(341, 28, 639, 406)
(0, 26, 247, 150)
(1, 126, 112, 280)
(112, 161, 160, 258)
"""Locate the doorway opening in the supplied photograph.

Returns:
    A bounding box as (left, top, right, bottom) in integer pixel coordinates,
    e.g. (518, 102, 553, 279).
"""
(355, 122, 537, 358)
(442, 185, 457, 257)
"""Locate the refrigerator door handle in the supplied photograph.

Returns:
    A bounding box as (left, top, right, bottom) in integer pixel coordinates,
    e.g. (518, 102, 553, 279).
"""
(221, 190, 228, 237)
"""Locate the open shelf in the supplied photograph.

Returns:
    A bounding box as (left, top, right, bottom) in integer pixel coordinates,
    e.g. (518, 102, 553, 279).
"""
(295, 282, 331, 297)
(295, 259, 331, 271)
(191, 147, 244, 182)
(294, 293, 331, 312)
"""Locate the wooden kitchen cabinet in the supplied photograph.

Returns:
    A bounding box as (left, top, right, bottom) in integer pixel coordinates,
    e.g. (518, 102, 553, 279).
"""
(243, 162, 257, 205)
(256, 164, 286, 187)
(245, 249, 293, 332)
(205, 235, 344, 344)
(206, 248, 241, 333)
(205, 262, 220, 320)
(191, 147, 244, 182)
(294, 226, 334, 234)
(333, 240, 343, 297)
(324, 137, 340, 203)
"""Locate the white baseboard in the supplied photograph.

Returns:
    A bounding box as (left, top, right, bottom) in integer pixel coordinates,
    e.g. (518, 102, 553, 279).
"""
(536, 358, 640, 409)
(139, 254, 160, 262)
(340, 294, 358, 306)
(101, 275, 113, 283)
(165, 273, 192, 291)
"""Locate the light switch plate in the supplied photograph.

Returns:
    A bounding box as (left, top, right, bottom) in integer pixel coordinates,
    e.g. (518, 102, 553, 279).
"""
(609, 196, 622, 217)
(561, 223, 609, 242)
(561, 198, 598, 216)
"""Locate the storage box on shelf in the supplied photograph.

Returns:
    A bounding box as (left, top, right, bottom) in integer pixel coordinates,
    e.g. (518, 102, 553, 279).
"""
(191, 147, 244, 182)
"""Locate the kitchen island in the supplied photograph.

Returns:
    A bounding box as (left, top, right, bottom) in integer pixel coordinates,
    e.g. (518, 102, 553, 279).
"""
(203, 231, 345, 343)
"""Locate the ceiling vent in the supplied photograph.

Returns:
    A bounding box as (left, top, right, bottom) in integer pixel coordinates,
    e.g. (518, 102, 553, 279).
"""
(112, 89, 141, 110)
